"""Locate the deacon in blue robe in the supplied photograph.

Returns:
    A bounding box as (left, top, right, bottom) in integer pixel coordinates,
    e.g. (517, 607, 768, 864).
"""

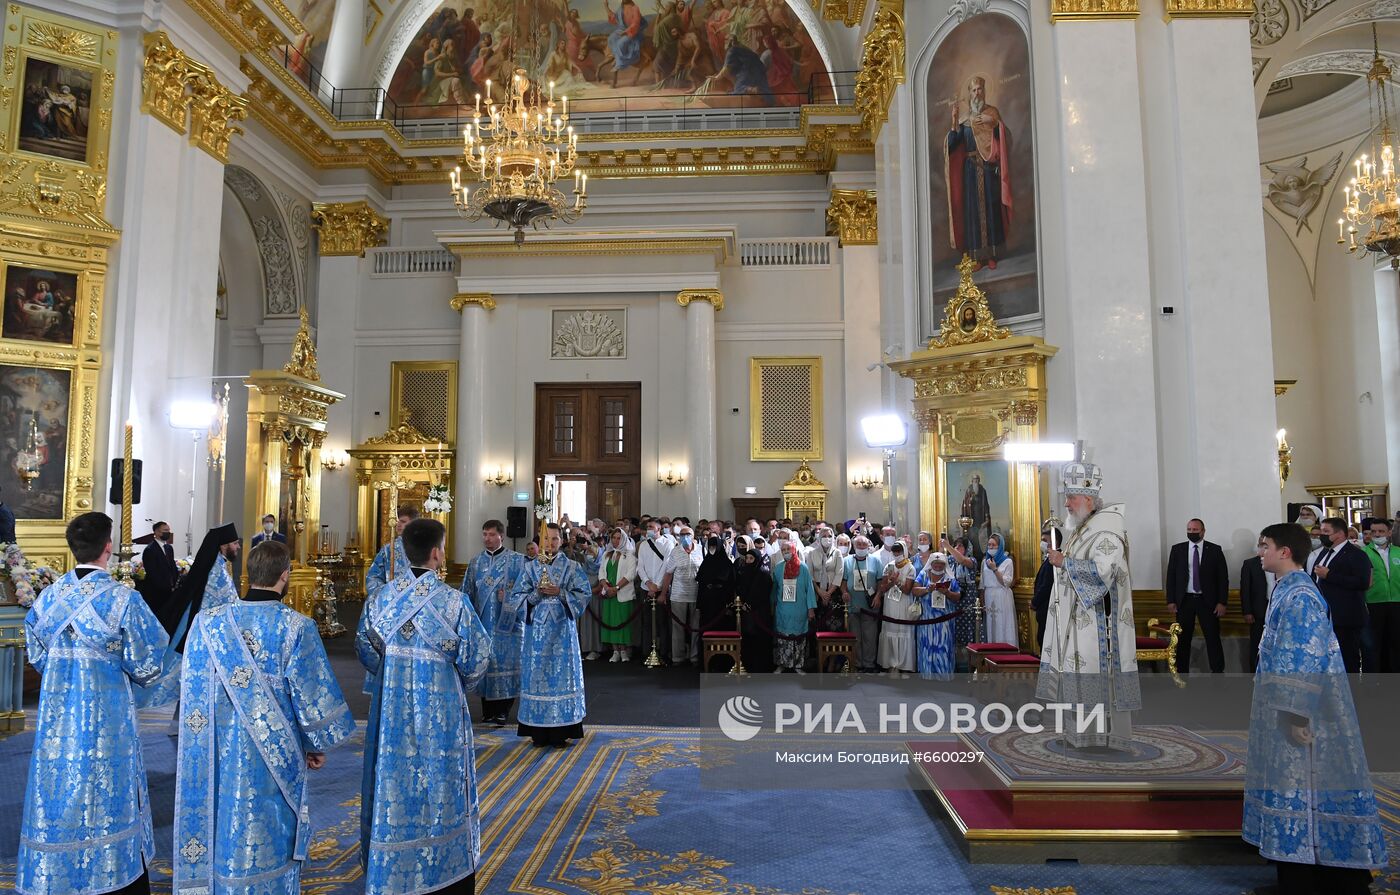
(1243, 524, 1386, 893)
(365, 535, 411, 600)
(140, 524, 241, 709)
(460, 518, 526, 725)
(913, 553, 960, 680)
(19, 513, 169, 895)
(358, 518, 492, 895)
(173, 540, 355, 895)
(508, 523, 591, 746)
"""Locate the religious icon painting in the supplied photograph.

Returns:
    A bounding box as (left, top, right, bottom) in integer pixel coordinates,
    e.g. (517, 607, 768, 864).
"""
(924, 12, 1039, 328)
(0, 365, 71, 519)
(0, 263, 79, 346)
(944, 458, 1011, 558)
(16, 56, 94, 163)
(958, 301, 979, 334)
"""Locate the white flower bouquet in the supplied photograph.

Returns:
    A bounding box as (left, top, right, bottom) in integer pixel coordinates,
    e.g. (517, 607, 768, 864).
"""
(424, 483, 453, 514)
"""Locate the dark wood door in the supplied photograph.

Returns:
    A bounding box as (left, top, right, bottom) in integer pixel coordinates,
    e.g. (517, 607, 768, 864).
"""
(535, 383, 641, 522)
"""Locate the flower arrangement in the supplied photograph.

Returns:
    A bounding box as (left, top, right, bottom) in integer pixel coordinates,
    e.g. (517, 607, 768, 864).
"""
(533, 496, 553, 521)
(1, 543, 61, 608)
(108, 553, 147, 585)
(424, 483, 454, 514)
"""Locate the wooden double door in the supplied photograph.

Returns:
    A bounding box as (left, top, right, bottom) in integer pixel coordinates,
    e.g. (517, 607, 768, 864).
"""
(535, 383, 641, 523)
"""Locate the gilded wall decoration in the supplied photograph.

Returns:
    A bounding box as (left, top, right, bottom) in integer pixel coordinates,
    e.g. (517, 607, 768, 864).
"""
(926, 12, 1039, 330)
(854, 0, 904, 140)
(139, 31, 248, 164)
(0, 6, 117, 235)
(826, 188, 877, 245)
(1165, 0, 1255, 16)
(1049, 0, 1139, 20)
(551, 309, 626, 359)
(930, 255, 1012, 349)
(311, 200, 388, 256)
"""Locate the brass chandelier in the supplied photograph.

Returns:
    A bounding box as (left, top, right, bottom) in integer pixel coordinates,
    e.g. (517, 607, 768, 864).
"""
(1338, 26, 1399, 268)
(449, 68, 587, 246)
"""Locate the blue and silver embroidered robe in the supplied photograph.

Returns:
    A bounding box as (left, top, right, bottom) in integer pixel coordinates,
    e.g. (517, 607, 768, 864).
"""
(19, 570, 169, 895)
(357, 571, 492, 895)
(914, 566, 959, 680)
(461, 548, 526, 700)
(364, 538, 410, 601)
(141, 554, 241, 709)
(508, 554, 590, 727)
(1036, 504, 1140, 749)
(1242, 570, 1387, 869)
(173, 600, 355, 895)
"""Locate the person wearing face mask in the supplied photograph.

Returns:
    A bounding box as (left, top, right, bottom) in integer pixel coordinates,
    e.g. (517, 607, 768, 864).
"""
(1164, 518, 1228, 674)
(807, 527, 846, 640)
(1311, 516, 1372, 674)
(912, 552, 960, 679)
(1292, 504, 1323, 531)
(250, 513, 286, 547)
(660, 526, 704, 666)
(1239, 537, 1276, 672)
(981, 533, 1017, 648)
(138, 520, 181, 616)
(734, 537, 774, 673)
(597, 528, 637, 663)
(874, 526, 899, 569)
(635, 520, 673, 665)
(1305, 525, 1325, 570)
(1031, 527, 1058, 651)
(696, 536, 736, 652)
(770, 539, 816, 674)
(1363, 518, 1400, 673)
(877, 542, 918, 678)
(840, 535, 884, 672)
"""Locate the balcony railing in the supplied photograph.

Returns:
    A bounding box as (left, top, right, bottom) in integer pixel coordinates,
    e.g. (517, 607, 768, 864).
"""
(739, 237, 834, 268)
(368, 247, 459, 276)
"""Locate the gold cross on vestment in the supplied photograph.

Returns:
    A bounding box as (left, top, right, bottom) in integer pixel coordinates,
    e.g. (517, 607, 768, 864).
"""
(372, 456, 409, 578)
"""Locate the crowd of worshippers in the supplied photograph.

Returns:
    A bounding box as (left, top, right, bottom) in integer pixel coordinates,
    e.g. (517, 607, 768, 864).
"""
(362, 507, 1023, 679)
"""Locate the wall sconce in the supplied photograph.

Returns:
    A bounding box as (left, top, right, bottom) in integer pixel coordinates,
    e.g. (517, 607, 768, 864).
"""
(658, 464, 686, 487)
(1276, 429, 1292, 490)
(851, 467, 880, 490)
(485, 465, 514, 487)
(321, 449, 350, 471)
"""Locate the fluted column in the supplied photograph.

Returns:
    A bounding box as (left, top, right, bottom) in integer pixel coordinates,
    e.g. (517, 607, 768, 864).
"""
(677, 289, 722, 519)
(452, 292, 496, 556)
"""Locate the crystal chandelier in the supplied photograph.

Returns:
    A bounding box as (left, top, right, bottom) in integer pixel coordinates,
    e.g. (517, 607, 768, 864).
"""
(1338, 26, 1400, 269)
(449, 68, 587, 247)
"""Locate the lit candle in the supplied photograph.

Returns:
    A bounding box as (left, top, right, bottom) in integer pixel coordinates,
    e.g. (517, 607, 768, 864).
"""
(1339, 217, 1345, 240)
(475, 92, 481, 113)
(549, 79, 555, 102)
(581, 172, 587, 195)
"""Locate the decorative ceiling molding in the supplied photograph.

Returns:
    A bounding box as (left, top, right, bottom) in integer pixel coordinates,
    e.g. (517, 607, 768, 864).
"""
(1251, 0, 1289, 45)
(1296, 0, 1339, 22)
(1276, 48, 1400, 77)
(1328, 0, 1400, 27)
(1253, 56, 1270, 80)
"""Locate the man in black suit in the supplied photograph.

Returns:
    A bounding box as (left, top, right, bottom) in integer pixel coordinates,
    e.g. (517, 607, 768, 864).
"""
(1165, 518, 1229, 673)
(1031, 526, 1059, 652)
(1313, 515, 1373, 673)
(1238, 538, 1274, 672)
(137, 520, 179, 614)
(251, 513, 287, 548)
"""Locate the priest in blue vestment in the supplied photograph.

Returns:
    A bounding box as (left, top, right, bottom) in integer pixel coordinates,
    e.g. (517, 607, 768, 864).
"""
(140, 523, 241, 709)
(19, 512, 169, 895)
(1243, 522, 1386, 895)
(508, 522, 591, 747)
(173, 540, 355, 895)
(358, 517, 493, 895)
(461, 517, 526, 725)
(365, 505, 417, 602)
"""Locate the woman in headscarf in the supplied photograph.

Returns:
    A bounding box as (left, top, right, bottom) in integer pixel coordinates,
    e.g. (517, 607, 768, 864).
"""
(696, 535, 736, 645)
(734, 536, 774, 673)
(912, 552, 960, 679)
(981, 532, 1017, 647)
(947, 535, 980, 655)
(808, 524, 846, 634)
(598, 527, 637, 662)
(770, 538, 816, 674)
(1293, 504, 1323, 529)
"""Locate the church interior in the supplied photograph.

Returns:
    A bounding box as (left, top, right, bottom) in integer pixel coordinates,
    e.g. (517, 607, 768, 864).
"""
(0, 0, 1398, 891)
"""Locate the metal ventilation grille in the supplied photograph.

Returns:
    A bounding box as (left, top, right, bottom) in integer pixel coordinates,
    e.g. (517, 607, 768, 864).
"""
(391, 362, 457, 443)
(751, 357, 822, 460)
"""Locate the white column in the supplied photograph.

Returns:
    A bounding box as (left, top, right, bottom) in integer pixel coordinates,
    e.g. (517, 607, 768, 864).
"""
(842, 241, 884, 521)
(104, 27, 244, 548)
(312, 254, 362, 538)
(1148, 15, 1279, 560)
(679, 290, 720, 519)
(1049, 19, 1165, 586)
(320, 0, 366, 103)
(1376, 269, 1400, 505)
(454, 293, 493, 554)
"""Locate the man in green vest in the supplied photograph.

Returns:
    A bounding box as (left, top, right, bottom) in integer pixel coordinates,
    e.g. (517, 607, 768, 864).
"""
(1364, 519, 1400, 673)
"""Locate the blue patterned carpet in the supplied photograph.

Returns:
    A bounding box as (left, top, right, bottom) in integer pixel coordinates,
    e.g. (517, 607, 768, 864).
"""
(1, 716, 1397, 894)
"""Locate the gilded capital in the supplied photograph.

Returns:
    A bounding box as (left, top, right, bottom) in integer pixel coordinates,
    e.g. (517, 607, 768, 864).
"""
(854, 1, 905, 140)
(826, 189, 878, 246)
(450, 292, 496, 312)
(677, 289, 725, 311)
(311, 201, 389, 256)
(814, 0, 869, 26)
(140, 31, 247, 162)
(1164, 0, 1254, 16)
(1050, 0, 1140, 20)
